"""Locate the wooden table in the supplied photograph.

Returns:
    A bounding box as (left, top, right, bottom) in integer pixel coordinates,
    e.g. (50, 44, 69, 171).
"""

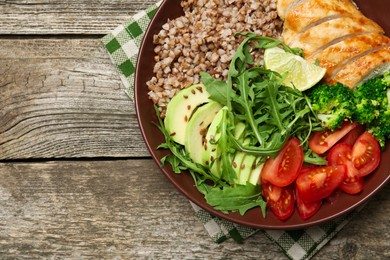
(0, 1, 389, 259)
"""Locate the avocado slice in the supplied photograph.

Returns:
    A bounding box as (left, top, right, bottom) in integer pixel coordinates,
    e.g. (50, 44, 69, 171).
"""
(185, 101, 223, 164)
(248, 162, 264, 185)
(231, 138, 250, 183)
(237, 153, 257, 185)
(201, 106, 228, 178)
(221, 122, 246, 182)
(164, 84, 210, 145)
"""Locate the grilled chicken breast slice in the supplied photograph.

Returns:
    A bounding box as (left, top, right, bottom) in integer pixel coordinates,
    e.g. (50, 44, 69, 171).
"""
(284, 16, 384, 56)
(328, 44, 390, 87)
(283, 0, 364, 33)
(277, 0, 301, 20)
(307, 33, 390, 79)
(278, 0, 389, 88)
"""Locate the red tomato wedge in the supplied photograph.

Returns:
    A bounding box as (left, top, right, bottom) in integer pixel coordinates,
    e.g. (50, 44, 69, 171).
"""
(295, 188, 322, 220)
(339, 177, 365, 195)
(261, 137, 303, 187)
(328, 143, 359, 176)
(309, 122, 359, 154)
(352, 132, 381, 177)
(339, 123, 365, 147)
(328, 143, 363, 194)
(262, 181, 294, 220)
(296, 165, 347, 203)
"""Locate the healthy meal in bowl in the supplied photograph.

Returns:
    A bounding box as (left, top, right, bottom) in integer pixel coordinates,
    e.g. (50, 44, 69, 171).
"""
(145, 0, 390, 221)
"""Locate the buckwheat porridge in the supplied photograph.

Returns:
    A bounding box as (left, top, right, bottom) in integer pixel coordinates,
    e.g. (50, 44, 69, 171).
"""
(146, 0, 283, 117)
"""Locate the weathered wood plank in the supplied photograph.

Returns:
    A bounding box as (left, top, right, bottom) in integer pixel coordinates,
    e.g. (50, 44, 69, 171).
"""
(0, 0, 156, 35)
(0, 160, 388, 259)
(0, 38, 150, 159)
(0, 160, 281, 259)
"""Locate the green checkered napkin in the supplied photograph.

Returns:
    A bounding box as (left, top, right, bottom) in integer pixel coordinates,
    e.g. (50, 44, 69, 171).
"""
(102, 2, 361, 259)
(102, 1, 161, 99)
(191, 202, 362, 259)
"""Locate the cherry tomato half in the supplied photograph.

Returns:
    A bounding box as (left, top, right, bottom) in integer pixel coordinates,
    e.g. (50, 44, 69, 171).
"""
(328, 143, 363, 194)
(309, 122, 359, 154)
(262, 181, 294, 220)
(339, 123, 365, 147)
(296, 165, 347, 203)
(261, 137, 303, 187)
(295, 187, 322, 220)
(339, 177, 365, 195)
(352, 132, 381, 177)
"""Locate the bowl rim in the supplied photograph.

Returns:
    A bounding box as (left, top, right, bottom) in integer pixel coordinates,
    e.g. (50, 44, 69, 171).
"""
(135, 0, 390, 229)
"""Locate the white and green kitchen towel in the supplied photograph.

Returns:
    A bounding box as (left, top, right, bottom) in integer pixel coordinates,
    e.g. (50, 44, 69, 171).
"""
(101, 1, 360, 259)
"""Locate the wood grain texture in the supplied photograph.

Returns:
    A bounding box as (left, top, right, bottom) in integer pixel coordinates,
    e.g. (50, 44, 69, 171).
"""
(0, 0, 389, 258)
(0, 0, 156, 35)
(0, 38, 150, 159)
(0, 160, 388, 259)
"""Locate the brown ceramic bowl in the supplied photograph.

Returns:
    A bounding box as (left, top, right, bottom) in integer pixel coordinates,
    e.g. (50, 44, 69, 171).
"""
(135, 0, 390, 229)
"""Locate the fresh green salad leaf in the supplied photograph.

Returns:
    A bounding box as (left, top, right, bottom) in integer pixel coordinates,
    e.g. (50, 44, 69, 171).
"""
(205, 182, 267, 217)
(154, 105, 221, 184)
(155, 34, 324, 219)
(217, 108, 238, 184)
(200, 71, 228, 106)
(202, 34, 320, 159)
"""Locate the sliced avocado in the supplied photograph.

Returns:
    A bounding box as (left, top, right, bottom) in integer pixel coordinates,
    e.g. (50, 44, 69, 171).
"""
(164, 84, 210, 145)
(202, 106, 228, 178)
(223, 122, 246, 182)
(248, 162, 264, 186)
(185, 101, 223, 164)
(237, 153, 257, 185)
(232, 138, 250, 183)
(230, 124, 262, 185)
(232, 151, 246, 182)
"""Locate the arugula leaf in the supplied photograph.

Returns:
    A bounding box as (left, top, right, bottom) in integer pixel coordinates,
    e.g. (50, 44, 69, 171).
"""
(154, 105, 220, 183)
(161, 154, 185, 174)
(236, 32, 304, 56)
(205, 183, 267, 216)
(202, 34, 320, 158)
(218, 108, 238, 184)
(200, 72, 228, 105)
(155, 34, 324, 221)
(189, 170, 216, 196)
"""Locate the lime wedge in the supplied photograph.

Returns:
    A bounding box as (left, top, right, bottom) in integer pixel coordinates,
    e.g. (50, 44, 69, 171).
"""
(264, 47, 326, 91)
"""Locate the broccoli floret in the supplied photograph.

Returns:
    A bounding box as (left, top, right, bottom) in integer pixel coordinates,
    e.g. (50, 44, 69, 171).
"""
(367, 109, 390, 148)
(306, 74, 389, 148)
(353, 76, 388, 124)
(306, 83, 354, 130)
(353, 74, 389, 148)
(382, 71, 390, 86)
